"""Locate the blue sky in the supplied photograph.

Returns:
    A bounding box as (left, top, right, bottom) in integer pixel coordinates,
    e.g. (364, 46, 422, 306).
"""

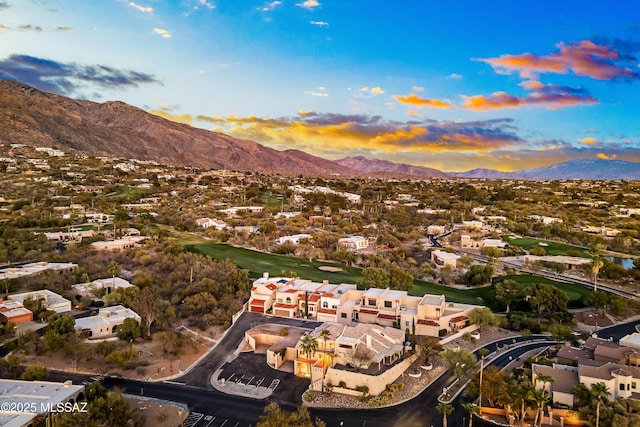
(1, 0, 639, 171)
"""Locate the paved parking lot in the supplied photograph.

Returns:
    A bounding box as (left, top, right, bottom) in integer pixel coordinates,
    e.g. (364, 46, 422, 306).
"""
(184, 411, 255, 427)
(218, 352, 309, 403)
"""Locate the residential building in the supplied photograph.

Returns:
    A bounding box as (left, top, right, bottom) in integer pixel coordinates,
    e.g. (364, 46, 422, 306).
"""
(532, 364, 579, 408)
(0, 300, 33, 324)
(0, 379, 85, 427)
(523, 255, 590, 270)
(73, 277, 134, 297)
(274, 211, 302, 219)
(427, 225, 446, 235)
(0, 262, 77, 280)
(276, 234, 312, 245)
(248, 273, 479, 337)
(431, 250, 461, 268)
(75, 305, 141, 339)
(337, 236, 370, 252)
(528, 215, 563, 225)
(8, 290, 71, 313)
(90, 235, 146, 251)
(195, 217, 228, 230)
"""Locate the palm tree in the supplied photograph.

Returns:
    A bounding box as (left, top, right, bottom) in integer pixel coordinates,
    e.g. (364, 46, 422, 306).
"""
(299, 334, 318, 376)
(436, 402, 454, 427)
(534, 373, 554, 426)
(528, 389, 549, 427)
(107, 261, 120, 290)
(478, 347, 489, 412)
(590, 255, 604, 292)
(319, 329, 331, 350)
(591, 382, 610, 427)
(462, 402, 480, 427)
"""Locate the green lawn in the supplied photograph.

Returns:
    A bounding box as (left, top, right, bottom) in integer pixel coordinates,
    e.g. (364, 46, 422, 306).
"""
(187, 242, 591, 311)
(189, 242, 363, 283)
(495, 274, 592, 308)
(260, 193, 289, 208)
(502, 235, 589, 257)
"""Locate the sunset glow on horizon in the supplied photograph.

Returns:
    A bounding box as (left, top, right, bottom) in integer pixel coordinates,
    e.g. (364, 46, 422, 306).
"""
(1, 1, 638, 172)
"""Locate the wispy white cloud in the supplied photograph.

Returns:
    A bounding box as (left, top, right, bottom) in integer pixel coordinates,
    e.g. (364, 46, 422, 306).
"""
(153, 28, 172, 38)
(448, 73, 462, 79)
(304, 90, 328, 97)
(412, 86, 425, 92)
(197, 0, 215, 10)
(128, 2, 153, 13)
(260, 1, 281, 11)
(56, 26, 73, 32)
(310, 20, 328, 27)
(297, 0, 320, 10)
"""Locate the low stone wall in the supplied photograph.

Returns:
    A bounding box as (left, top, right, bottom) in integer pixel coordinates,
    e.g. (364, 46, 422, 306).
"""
(440, 324, 479, 345)
(331, 387, 362, 397)
(323, 353, 418, 397)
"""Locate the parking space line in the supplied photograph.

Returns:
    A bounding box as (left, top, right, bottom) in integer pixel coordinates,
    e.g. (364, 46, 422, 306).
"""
(220, 419, 228, 427)
(226, 373, 235, 382)
(183, 412, 204, 427)
(205, 416, 216, 427)
(267, 379, 280, 390)
(245, 376, 255, 385)
(255, 378, 264, 387)
(236, 375, 244, 383)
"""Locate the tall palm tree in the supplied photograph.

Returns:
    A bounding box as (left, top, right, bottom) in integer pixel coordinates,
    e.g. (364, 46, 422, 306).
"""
(462, 402, 480, 427)
(591, 382, 610, 427)
(528, 389, 549, 427)
(299, 334, 318, 376)
(436, 402, 454, 427)
(590, 255, 604, 292)
(478, 347, 489, 411)
(534, 373, 554, 426)
(107, 261, 120, 290)
(319, 329, 331, 350)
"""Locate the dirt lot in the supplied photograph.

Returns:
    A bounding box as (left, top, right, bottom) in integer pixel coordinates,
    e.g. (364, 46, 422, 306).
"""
(18, 325, 224, 380)
(127, 396, 188, 427)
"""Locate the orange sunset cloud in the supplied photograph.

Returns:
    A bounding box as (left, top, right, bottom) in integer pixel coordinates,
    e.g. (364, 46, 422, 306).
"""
(480, 40, 638, 80)
(393, 93, 452, 108)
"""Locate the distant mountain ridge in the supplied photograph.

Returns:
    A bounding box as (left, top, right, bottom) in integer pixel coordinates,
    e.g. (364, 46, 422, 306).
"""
(1, 80, 638, 180)
(335, 156, 449, 179)
(451, 159, 640, 180)
(0, 80, 353, 176)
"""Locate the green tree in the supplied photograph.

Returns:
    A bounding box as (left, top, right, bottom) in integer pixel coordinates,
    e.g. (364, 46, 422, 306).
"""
(469, 307, 500, 330)
(358, 267, 389, 289)
(436, 402, 454, 427)
(300, 334, 318, 376)
(494, 279, 524, 313)
(116, 318, 141, 342)
(463, 265, 494, 286)
(132, 286, 161, 337)
(462, 402, 480, 427)
(46, 313, 76, 335)
(527, 283, 569, 325)
(0, 354, 23, 377)
(441, 348, 477, 379)
(184, 291, 218, 317)
(107, 261, 120, 283)
(389, 266, 414, 291)
(319, 329, 331, 350)
(417, 336, 443, 364)
(21, 364, 48, 380)
(609, 295, 628, 315)
(590, 251, 604, 292)
(258, 402, 326, 427)
(592, 382, 610, 427)
(586, 290, 609, 316)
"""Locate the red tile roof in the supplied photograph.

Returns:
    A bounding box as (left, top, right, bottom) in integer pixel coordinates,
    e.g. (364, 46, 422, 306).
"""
(317, 308, 337, 314)
(308, 294, 321, 302)
(417, 319, 440, 327)
(359, 308, 379, 315)
(266, 284, 277, 290)
(450, 316, 469, 323)
(377, 313, 398, 320)
(274, 303, 297, 309)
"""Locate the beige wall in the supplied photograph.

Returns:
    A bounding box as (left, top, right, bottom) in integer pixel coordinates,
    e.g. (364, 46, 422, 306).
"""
(323, 353, 418, 396)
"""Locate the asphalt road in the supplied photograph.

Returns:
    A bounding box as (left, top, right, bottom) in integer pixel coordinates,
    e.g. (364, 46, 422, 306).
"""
(12, 316, 640, 426)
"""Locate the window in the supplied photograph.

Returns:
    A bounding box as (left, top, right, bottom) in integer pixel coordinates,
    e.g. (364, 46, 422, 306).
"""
(286, 297, 291, 304)
(341, 313, 347, 318)
(384, 301, 392, 308)
(633, 382, 637, 389)
(322, 301, 328, 308)
(620, 384, 625, 391)
(277, 298, 283, 303)
(405, 321, 411, 327)
(353, 312, 359, 320)
(368, 299, 376, 306)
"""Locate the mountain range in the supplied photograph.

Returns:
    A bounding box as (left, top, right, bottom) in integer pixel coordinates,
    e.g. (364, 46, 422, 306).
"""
(1, 80, 638, 180)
